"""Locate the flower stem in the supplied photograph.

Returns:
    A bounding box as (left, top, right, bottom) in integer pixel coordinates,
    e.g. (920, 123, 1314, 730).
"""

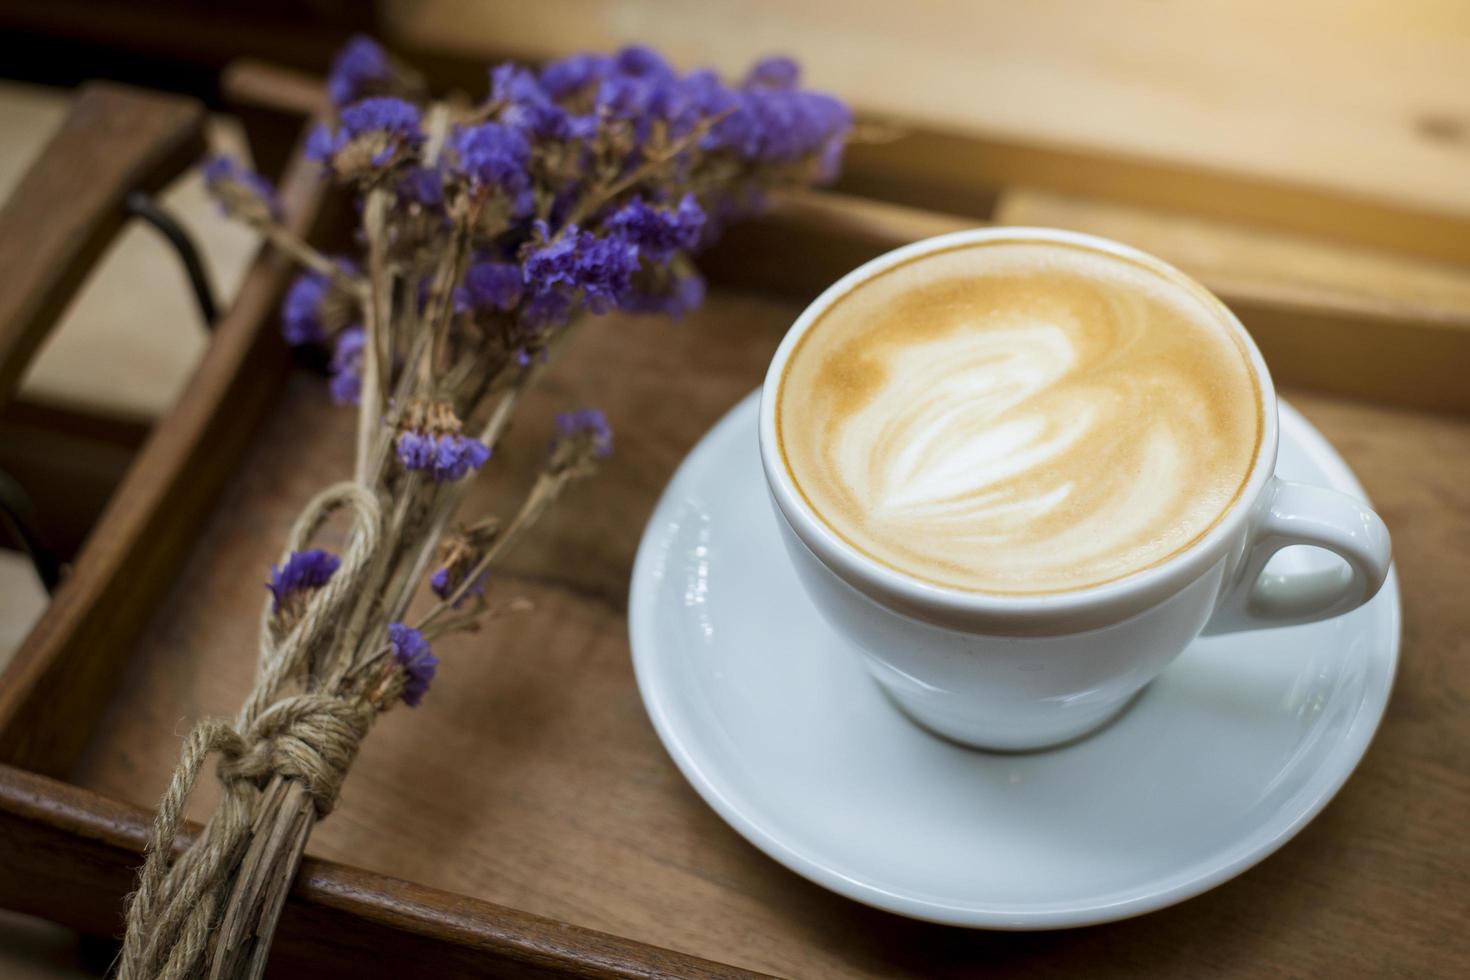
(355, 189, 392, 487)
(560, 111, 730, 229)
(257, 222, 367, 300)
(414, 468, 567, 630)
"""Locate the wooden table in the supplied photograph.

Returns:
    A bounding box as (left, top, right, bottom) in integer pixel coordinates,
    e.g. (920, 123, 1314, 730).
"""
(63, 287, 1470, 977)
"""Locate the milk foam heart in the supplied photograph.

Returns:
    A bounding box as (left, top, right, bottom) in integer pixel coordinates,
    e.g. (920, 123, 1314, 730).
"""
(776, 238, 1263, 594)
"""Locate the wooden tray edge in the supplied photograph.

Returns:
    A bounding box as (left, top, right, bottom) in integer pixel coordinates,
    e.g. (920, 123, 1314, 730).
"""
(0, 763, 766, 979)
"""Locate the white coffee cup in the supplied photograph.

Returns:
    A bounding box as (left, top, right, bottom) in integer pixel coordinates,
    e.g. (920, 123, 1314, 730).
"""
(758, 227, 1392, 751)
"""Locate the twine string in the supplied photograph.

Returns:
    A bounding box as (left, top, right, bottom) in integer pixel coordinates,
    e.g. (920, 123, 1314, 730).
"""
(118, 482, 382, 980)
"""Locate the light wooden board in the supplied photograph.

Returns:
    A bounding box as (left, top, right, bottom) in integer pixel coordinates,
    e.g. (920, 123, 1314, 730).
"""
(384, 0, 1470, 254)
(997, 188, 1470, 317)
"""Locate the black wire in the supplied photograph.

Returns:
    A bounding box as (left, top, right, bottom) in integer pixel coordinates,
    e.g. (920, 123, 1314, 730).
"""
(126, 191, 219, 329)
(0, 195, 221, 594)
(0, 468, 62, 593)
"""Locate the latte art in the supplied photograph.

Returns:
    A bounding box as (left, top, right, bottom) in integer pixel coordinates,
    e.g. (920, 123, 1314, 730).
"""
(777, 239, 1262, 594)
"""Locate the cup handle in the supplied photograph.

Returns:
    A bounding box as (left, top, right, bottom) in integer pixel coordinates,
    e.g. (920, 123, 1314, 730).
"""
(1203, 477, 1392, 635)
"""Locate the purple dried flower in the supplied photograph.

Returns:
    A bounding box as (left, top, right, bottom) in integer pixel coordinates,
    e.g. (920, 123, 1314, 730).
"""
(554, 408, 614, 459)
(281, 259, 358, 346)
(667, 69, 740, 137)
(329, 326, 365, 405)
(308, 97, 424, 174)
(521, 222, 580, 289)
(615, 45, 675, 80)
(574, 234, 642, 313)
(445, 122, 533, 216)
(282, 272, 331, 346)
(458, 260, 523, 313)
(201, 156, 233, 183)
(276, 45, 850, 405)
(491, 64, 548, 121)
(397, 165, 444, 208)
(395, 430, 433, 469)
(397, 431, 491, 482)
(539, 52, 613, 98)
(388, 623, 437, 707)
(523, 223, 641, 316)
(564, 47, 839, 169)
(202, 155, 280, 222)
(490, 63, 594, 141)
(621, 271, 706, 320)
(595, 72, 673, 125)
(606, 194, 705, 263)
(744, 56, 800, 91)
(304, 124, 337, 162)
(588, 48, 682, 135)
(202, 156, 275, 204)
(432, 434, 491, 481)
(713, 87, 851, 177)
(327, 35, 392, 107)
(266, 549, 340, 614)
(521, 288, 574, 330)
(429, 566, 488, 604)
(342, 97, 423, 144)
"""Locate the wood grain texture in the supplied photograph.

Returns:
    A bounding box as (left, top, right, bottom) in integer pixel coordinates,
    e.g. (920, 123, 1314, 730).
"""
(66, 286, 1470, 978)
(0, 764, 764, 980)
(0, 146, 337, 776)
(996, 188, 1470, 318)
(382, 0, 1470, 263)
(838, 124, 1470, 267)
(0, 82, 204, 411)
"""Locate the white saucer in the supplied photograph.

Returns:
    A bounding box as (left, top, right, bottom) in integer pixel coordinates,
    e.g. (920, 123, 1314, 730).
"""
(629, 391, 1399, 930)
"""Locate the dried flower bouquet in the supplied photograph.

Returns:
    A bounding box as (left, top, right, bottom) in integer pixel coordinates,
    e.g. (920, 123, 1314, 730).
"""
(119, 37, 849, 980)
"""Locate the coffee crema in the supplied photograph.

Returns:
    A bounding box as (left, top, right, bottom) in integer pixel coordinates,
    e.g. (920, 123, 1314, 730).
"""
(776, 237, 1263, 595)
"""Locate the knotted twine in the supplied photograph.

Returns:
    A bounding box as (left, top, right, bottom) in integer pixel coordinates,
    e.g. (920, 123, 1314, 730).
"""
(119, 482, 381, 980)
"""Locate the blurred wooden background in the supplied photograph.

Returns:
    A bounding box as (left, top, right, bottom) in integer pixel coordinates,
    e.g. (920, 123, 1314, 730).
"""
(7, 0, 1470, 226)
(385, 0, 1470, 223)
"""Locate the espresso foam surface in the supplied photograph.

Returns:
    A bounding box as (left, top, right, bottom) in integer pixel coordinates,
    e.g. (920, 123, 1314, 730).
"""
(777, 239, 1262, 594)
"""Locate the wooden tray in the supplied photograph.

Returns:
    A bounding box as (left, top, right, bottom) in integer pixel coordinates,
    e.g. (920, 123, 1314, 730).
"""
(1, 66, 1467, 978)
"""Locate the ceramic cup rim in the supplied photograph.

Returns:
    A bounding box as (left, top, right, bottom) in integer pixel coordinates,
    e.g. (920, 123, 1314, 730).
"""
(757, 226, 1280, 636)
